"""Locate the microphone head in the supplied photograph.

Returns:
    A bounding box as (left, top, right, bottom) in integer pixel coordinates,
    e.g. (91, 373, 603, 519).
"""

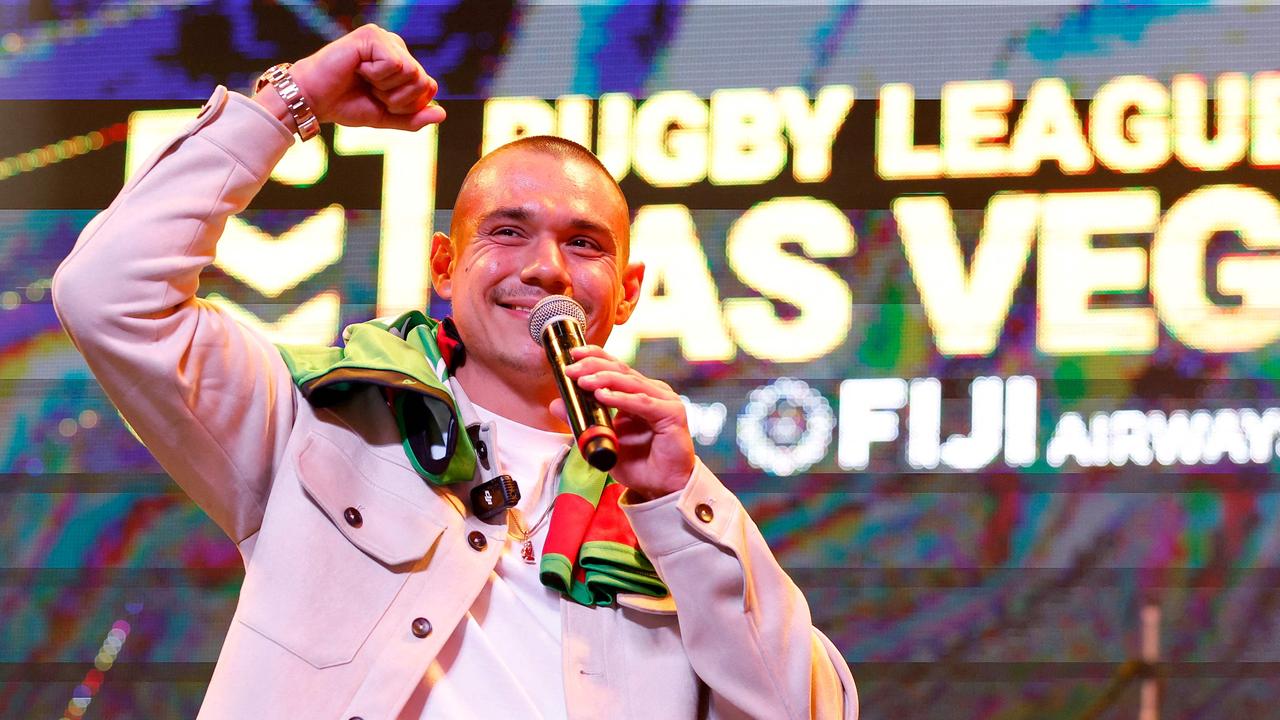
(528, 295, 587, 342)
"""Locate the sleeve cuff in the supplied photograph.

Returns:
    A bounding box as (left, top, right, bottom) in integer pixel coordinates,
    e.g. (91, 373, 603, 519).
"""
(621, 458, 740, 557)
(190, 87, 296, 179)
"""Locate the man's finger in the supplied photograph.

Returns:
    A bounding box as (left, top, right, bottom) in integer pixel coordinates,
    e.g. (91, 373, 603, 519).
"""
(357, 59, 407, 89)
(410, 102, 447, 128)
(569, 345, 617, 362)
(376, 79, 435, 114)
(374, 102, 446, 131)
(565, 347, 635, 378)
(357, 56, 416, 90)
(565, 355, 629, 378)
(593, 388, 680, 425)
(576, 370, 672, 400)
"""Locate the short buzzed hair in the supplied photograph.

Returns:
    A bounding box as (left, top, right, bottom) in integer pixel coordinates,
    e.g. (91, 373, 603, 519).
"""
(469, 135, 628, 213)
(490, 135, 619, 189)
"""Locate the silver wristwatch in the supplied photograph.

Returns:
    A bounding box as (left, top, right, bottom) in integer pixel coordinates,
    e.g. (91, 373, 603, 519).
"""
(255, 63, 320, 141)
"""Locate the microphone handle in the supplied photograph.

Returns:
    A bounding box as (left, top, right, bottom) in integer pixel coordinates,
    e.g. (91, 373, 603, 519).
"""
(543, 319, 618, 471)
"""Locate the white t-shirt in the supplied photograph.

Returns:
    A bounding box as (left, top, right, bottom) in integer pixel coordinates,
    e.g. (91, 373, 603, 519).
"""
(401, 404, 572, 720)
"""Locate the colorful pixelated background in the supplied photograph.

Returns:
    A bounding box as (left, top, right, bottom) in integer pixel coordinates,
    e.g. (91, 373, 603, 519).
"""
(5, 1, 1280, 718)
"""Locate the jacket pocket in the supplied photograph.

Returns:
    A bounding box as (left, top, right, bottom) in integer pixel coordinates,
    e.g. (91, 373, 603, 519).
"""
(238, 431, 445, 668)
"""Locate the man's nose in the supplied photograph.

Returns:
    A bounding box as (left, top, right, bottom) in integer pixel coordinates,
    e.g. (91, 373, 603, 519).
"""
(519, 237, 571, 293)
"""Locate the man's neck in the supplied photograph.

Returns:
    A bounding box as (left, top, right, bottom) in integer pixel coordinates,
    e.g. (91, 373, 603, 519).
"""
(455, 360, 569, 433)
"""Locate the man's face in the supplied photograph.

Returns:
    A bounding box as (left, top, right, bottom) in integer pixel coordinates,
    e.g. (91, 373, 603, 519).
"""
(430, 148, 642, 379)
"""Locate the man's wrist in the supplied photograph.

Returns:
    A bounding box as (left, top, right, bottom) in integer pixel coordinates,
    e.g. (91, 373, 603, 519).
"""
(624, 487, 675, 504)
(252, 63, 319, 140)
(621, 461, 728, 557)
(252, 85, 299, 135)
(620, 466, 697, 505)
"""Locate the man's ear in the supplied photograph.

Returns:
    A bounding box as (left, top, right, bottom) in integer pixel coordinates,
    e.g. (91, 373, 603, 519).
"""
(614, 261, 645, 325)
(429, 231, 454, 300)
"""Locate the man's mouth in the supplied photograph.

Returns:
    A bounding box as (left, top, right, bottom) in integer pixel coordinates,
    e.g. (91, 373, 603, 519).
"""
(496, 301, 534, 317)
(494, 295, 593, 323)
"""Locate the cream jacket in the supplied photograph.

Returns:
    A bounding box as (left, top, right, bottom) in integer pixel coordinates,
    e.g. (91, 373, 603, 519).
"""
(52, 86, 857, 720)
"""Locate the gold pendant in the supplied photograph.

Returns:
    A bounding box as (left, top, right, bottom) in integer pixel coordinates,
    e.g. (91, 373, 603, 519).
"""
(521, 541, 536, 564)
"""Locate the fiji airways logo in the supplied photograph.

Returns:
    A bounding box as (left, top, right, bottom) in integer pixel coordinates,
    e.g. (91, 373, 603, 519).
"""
(712, 376, 1280, 477)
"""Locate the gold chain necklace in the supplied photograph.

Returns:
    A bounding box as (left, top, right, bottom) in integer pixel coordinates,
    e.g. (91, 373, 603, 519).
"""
(509, 498, 556, 564)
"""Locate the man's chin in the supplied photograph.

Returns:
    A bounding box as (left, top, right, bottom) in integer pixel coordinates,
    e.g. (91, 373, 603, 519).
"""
(493, 348, 551, 376)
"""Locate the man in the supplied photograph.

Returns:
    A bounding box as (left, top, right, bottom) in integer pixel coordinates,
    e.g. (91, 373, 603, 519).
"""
(53, 24, 856, 719)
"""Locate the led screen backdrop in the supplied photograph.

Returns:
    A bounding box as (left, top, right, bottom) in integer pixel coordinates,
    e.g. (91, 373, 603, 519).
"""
(4, 1, 1280, 718)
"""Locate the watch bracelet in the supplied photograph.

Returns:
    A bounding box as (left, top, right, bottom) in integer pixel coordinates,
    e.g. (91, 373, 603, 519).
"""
(256, 63, 319, 141)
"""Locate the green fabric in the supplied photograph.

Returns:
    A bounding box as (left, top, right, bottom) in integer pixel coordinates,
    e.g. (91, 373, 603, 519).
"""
(539, 553, 575, 592)
(579, 540, 667, 601)
(276, 311, 475, 486)
(275, 312, 668, 606)
(556, 444, 607, 503)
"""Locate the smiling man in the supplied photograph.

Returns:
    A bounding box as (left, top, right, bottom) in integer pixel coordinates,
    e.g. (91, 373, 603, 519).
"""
(435, 140, 644, 437)
(52, 24, 856, 720)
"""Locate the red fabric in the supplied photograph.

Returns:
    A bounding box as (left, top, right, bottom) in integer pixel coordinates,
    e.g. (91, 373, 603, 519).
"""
(435, 317, 466, 372)
(543, 493, 596, 560)
(581, 483, 639, 547)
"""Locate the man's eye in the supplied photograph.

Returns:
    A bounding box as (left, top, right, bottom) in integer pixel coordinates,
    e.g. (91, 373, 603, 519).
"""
(570, 237, 601, 250)
(490, 227, 527, 240)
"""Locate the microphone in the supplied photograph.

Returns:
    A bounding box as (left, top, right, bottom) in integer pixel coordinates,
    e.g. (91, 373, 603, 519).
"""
(528, 295, 619, 471)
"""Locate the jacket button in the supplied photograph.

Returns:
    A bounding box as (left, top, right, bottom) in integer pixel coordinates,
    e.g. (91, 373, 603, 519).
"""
(343, 507, 363, 528)
(475, 440, 489, 469)
(411, 617, 432, 638)
(694, 503, 714, 523)
(467, 531, 487, 551)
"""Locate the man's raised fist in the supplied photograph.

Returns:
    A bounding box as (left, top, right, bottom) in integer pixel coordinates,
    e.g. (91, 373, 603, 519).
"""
(258, 24, 445, 132)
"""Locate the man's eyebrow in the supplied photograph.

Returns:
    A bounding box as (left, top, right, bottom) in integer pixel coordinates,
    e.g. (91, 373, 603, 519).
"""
(479, 207, 533, 225)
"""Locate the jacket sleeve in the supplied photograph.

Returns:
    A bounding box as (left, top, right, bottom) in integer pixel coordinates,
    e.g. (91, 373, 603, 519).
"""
(623, 462, 858, 719)
(51, 87, 299, 543)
